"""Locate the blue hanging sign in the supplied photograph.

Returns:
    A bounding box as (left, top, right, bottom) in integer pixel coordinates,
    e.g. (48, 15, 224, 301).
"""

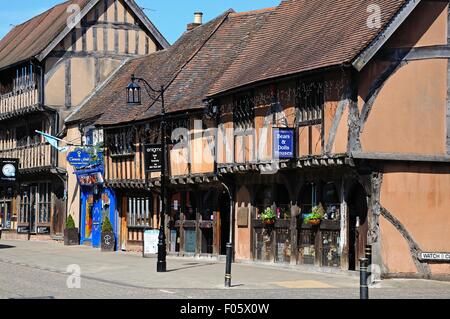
(273, 128, 295, 159)
(67, 150, 92, 169)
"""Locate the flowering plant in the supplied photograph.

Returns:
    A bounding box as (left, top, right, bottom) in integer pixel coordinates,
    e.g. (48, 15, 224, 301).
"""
(261, 207, 276, 225)
(303, 204, 325, 225)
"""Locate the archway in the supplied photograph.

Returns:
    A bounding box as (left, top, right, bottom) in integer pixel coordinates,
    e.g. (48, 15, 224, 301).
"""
(347, 183, 368, 270)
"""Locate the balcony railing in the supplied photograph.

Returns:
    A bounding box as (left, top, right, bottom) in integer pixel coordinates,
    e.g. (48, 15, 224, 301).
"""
(0, 87, 39, 118)
(0, 143, 54, 170)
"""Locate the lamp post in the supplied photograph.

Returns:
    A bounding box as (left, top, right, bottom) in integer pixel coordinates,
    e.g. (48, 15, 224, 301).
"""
(127, 75, 167, 273)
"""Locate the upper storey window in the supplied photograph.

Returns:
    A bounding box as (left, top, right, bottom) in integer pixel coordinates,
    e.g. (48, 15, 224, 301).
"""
(296, 80, 324, 126)
(233, 93, 255, 130)
(106, 128, 136, 157)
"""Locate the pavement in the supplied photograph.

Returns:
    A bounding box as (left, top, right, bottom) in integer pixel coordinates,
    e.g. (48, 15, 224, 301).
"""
(0, 240, 449, 299)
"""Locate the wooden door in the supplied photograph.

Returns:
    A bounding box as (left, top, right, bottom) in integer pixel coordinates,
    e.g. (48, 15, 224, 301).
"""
(120, 196, 128, 251)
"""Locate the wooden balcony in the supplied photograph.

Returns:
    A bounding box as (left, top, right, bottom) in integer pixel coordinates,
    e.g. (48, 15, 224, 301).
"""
(0, 143, 54, 171)
(0, 87, 40, 121)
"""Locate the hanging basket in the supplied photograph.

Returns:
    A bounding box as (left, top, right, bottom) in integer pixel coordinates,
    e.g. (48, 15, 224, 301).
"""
(307, 219, 321, 226)
(263, 219, 276, 226)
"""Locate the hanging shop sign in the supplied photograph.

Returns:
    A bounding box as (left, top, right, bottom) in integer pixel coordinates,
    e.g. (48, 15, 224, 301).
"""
(419, 252, 450, 262)
(273, 128, 295, 159)
(143, 229, 160, 257)
(0, 158, 18, 183)
(74, 166, 104, 186)
(67, 150, 92, 169)
(144, 144, 163, 172)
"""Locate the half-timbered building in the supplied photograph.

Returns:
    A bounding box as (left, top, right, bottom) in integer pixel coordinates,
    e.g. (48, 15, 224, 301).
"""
(205, 0, 450, 279)
(68, 8, 273, 252)
(65, 0, 449, 280)
(0, 0, 168, 240)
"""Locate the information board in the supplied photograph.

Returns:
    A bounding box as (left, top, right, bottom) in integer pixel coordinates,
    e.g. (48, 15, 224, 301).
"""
(143, 229, 160, 257)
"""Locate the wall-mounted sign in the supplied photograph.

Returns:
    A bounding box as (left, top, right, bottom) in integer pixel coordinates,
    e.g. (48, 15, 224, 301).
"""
(17, 226, 29, 234)
(144, 144, 162, 172)
(143, 229, 160, 257)
(273, 128, 295, 159)
(419, 252, 450, 262)
(0, 159, 18, 183)
(37, 226, 51, 234)
(67, 150, 92, 169)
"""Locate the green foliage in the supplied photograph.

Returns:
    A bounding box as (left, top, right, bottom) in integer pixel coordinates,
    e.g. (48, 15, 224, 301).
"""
(102, 216, 113, 233)
(261, 207, 276, 223)
(303, 204, 325, 225)
(65, 215, 76, 229)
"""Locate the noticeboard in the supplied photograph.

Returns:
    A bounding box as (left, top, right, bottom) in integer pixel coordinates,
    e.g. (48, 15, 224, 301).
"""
(144, 144, 163, 172)
(143, 229, 160, 257)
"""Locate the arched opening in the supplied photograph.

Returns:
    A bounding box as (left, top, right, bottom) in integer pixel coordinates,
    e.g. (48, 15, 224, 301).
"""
(218, 190, 231, 255)
(347, 183, 368, 270)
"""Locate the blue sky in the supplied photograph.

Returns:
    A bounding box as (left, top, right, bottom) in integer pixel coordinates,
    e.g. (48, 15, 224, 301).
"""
(0, 0, 281, 44)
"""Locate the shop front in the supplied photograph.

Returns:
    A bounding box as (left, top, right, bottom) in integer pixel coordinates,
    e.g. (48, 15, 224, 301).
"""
(235, 167, 369, 271)
(76, 167, 117, 249)
(167, 184, 231, 257)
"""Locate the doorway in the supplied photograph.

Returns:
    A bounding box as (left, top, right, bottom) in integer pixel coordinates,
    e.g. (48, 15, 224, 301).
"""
(348, 183, 368, 271)
(219, 191, 230, 255)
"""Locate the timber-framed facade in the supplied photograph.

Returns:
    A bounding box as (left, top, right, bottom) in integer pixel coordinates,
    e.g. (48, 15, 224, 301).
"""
(0, 0, 168, 241)
(65, 0, 449, 280)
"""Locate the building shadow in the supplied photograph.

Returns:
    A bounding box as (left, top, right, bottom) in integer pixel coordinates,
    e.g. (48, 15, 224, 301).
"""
(0, 244, 15, 250)
(166, 262, 217, 272)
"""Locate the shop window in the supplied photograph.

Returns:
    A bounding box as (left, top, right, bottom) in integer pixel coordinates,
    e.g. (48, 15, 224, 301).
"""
(38, 183, 51, 224)
(298, 229, 316, 265)
(19, 183, 51, 225)
(322, 182, 340, 222)
(19, 188, 31, 224)
(296, 80, 324, 126)
(127, 197, 152, 228)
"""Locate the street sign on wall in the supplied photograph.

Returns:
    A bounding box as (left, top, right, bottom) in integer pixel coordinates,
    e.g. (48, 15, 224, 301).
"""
(419, 252, 450, 262)
(144, 144, 163, 172)
(0, 158, 18, 183)
(273, 128, 295, 159)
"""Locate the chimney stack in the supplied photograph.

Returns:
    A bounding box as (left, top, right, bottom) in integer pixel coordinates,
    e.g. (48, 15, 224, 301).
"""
(187, 12, 203, 31)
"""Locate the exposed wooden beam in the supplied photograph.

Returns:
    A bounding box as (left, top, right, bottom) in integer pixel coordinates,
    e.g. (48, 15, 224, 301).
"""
(36, 0, 100, 61)
(352, 0, 421, 71)
(352, 152, 450, 163)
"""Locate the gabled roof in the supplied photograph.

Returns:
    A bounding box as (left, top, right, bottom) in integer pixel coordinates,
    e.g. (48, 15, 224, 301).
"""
(0, 0, 169, 71)
(207, 0, 415, 97)
(69, 7, 274, 126)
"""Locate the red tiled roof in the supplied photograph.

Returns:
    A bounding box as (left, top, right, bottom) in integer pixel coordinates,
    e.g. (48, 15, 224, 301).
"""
(0, 0, 91, 70)
(71, 8, 274, 126)
(208, 0, 410, 96)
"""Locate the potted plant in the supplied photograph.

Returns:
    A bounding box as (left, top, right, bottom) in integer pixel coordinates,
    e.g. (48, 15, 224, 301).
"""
(64, 215, 79, 246)
(261, 207, 276, 226)
(101, 216, 115, 252)
(303, 204, 325, 226)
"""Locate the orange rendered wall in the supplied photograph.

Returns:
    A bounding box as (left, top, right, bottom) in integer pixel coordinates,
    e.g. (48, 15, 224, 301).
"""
(358, 2, 448, 155)
(380, 163, 450, 276)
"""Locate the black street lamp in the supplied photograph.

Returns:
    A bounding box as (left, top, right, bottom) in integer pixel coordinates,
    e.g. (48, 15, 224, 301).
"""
(127, 74, 167, 273)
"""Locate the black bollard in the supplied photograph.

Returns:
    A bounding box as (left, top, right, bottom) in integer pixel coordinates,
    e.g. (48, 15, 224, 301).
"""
(365, 245, 372, 284)
(360, 257, 369, 299)
(225, 242, 233, 288)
